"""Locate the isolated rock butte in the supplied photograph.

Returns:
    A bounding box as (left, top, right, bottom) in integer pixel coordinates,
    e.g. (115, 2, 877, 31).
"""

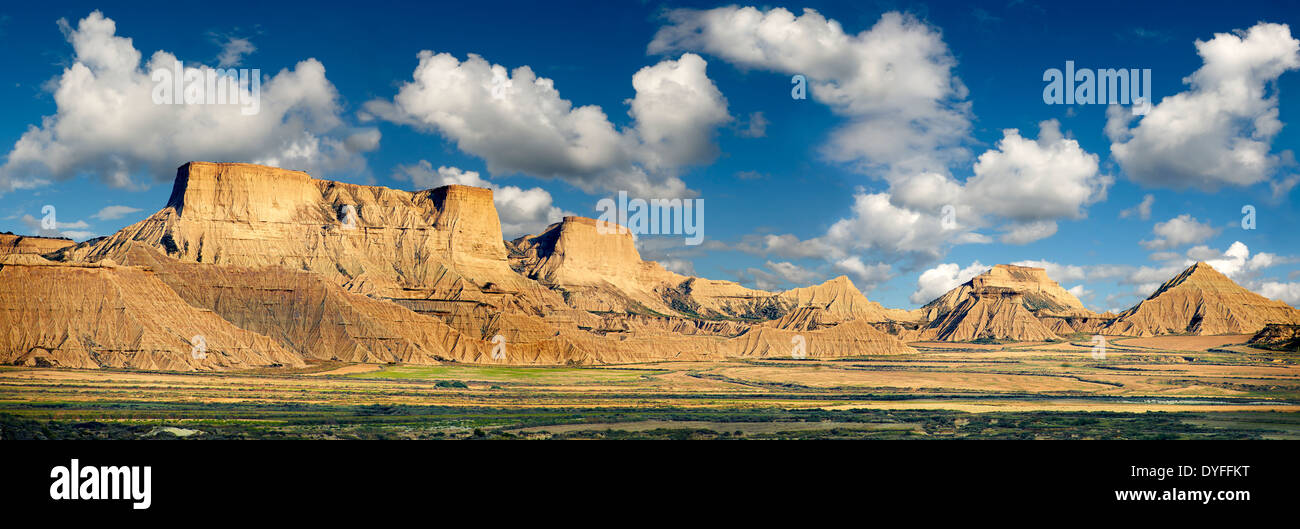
(922, 264, 1088, 321)
(919, 287, 1062, 342)
(916, 264, 1099, 341)
(1104, 262, 1300, 336)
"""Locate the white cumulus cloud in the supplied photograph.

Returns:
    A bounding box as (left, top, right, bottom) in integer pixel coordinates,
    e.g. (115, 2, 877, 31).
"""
(367, 51, 729, 198)
(1107, 22, 1300, 191)
(0, 11, 376, 195)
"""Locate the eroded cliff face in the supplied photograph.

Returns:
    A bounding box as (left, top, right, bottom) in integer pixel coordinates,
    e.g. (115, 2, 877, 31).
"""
(511, 216, 683, 314)
(5, 162, 918, 369)
(922, 264, 1088, 322)
(24, 162, 1290, 367)
(1104, 262, 1300, 336)
(0, 234, 75, 258)
(66, 162, 564, 313)
(913, 265, 1099, 342)
(0, 255, 303, 370)
(919, 287, 1061, 342)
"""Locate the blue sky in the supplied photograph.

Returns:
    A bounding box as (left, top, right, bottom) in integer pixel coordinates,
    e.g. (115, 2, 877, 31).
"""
(1, 0, 1298, 312)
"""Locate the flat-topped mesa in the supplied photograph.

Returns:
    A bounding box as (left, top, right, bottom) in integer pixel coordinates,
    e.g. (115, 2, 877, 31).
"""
(429, 184, 507, 260)
(513, 215, 654, 287)
(67, 162, 554, 307)
(914, 264, 1085, 342)
(923, 264, 1087, 321)
(167, 162, 317, 221)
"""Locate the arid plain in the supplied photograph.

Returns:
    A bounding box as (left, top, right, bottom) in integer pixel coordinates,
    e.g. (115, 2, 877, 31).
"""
(3, 333, 1297, 439)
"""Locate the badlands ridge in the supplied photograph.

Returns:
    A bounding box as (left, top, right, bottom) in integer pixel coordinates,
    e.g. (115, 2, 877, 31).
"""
(2, 162, 1298, 370)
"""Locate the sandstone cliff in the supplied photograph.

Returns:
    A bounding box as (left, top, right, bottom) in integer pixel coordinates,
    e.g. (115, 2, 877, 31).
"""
(64, 162, 566, 313)
(9, 162, 919, 368)
(919, 287, 1061, 342)
(0, 255, 303, 370)
(921, 264, 1087, 321)
(912, 264, 1099, 341)
(1104, 262, 1300, 336)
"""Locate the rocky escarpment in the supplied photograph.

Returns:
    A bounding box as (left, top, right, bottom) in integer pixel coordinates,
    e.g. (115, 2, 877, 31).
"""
(922, 264, 1087, 321)
(63, 162, 565, 313)
(0, 255, 303, 370)
(4, 162, 917, 368)
(1104, 262, 1300, 336)
(914, 264, 1099, 341)
(0, 233, 74, 258)
(918, 286, 1061, 342)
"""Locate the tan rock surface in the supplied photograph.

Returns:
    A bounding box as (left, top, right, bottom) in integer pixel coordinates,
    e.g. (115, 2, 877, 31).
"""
(64, 162, 565, 313)
(1105, 262, 1300, 336)
(0, 233, 75, 257)
(919, 287, 1061, 342)
(921, 264, 1087, 321)
(0, 256, 302, 370)
(776, 276, 920, 322)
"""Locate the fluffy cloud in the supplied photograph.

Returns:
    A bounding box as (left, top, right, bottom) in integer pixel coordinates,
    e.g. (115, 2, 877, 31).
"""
(0, 11, 375, 195)
(1107, 22, 1300, 190)
(1258, 282, 1300, 306)
(1198, 241, 1277, 278)
(765, 261, 821, 285)
(1140, 214, 1218, 250)
(654, 258, 696, 276)
(999, 221, 1059, 245)
(964, 120, 1109, 224)
(367, 51, 729, 197)
(750, 120, 1104, 263)
(910, 261, 990, 304)
(90, 205, 142, 221)
(832, 257, 893, 291)
(1011, 259, 1089, 283)
(391, 161, 569, 238)
(650, 7, 971, 177)
(737, 111, 768, 138)
(654, 9, 1109, 264)
(1119, 194, 1155, 220)
(1067, 284, 1092, 300)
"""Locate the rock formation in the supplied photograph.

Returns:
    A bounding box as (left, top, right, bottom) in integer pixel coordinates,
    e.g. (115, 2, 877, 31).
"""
(1248, 323, 1300, 352)
(0, 233, 74, 257)
(919, 287, 1061, 341)
(914, 264, 1101, 341)
(2, 162, 916, 369)
(0, 255, 303, 370)
(1104, 262, 1300, 336)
